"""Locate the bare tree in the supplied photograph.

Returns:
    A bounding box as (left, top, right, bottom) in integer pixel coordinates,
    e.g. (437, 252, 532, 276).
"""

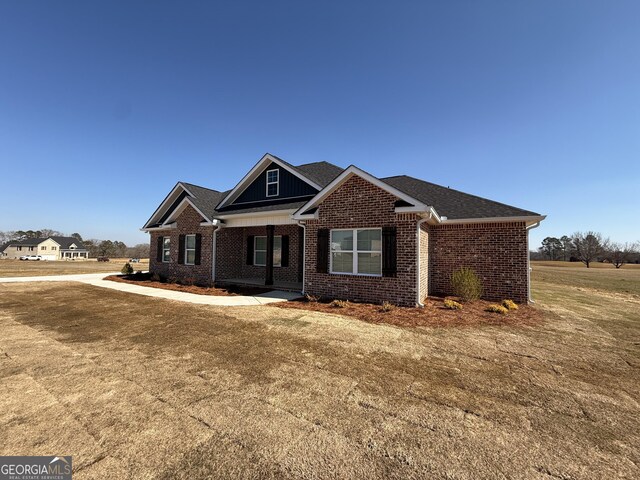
(126, 243, 150, 259)
(39, 228, 63, 237)
(572, 231, 608, 268)
(607, 242, 637, 269)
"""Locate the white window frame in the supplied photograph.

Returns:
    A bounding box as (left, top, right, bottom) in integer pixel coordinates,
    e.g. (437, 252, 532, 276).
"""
(254, 235, 282, 267)
(41, 246, 47, 250)
(162, 236, 171, 263)
(266, 169, 279, 197)
(184, 234, 196, 265)
(330, 228, 382, 277)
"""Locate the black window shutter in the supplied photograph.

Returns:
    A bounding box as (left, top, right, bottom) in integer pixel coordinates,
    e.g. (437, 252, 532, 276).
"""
(317, 229, 329, 273)
(178, 234, 185, 264)
(156, 237, 163, 262)
(382, 227, 397, 277)
(194, 233, 202, 265)
(281, 235, 289, 267)
(246, 235, 254, 265)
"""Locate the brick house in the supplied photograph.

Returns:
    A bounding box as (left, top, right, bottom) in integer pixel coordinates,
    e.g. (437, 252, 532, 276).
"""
(142, 153, 544, 306)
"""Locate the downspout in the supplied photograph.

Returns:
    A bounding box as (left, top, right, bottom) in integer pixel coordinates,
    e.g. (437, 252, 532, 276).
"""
(416, 212, 433, 307)
(297, 220, 306, 294)
(526, 221, 541, 303)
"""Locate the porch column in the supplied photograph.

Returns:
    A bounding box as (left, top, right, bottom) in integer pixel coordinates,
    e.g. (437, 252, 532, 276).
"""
(265, 224, 274, 286)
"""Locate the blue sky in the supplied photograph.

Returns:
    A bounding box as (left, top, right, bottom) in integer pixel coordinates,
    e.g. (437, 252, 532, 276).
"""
(0, 1, 638, 247)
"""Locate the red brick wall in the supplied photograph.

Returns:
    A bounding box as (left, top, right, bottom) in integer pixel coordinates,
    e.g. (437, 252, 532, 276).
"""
(303, 175, 420, 307)
(215, 224, 302, 284)
(419, 222, 429, 303)
(428, 221, 529, 303)
(148, 205, 214, 285)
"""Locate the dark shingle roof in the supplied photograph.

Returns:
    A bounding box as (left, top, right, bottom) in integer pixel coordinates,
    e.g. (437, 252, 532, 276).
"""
(293, 161, 344, 187)
(49, 236, 85, 249)
(3, 236, 85, 249)
(381, 175, 540, 219)
(180, 182, 228, 219)
(6, 238, 44, 246)
(216, 200, 309, 215)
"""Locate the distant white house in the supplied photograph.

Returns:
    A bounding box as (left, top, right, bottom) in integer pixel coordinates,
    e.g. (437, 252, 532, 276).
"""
(1, 236, 89, 260)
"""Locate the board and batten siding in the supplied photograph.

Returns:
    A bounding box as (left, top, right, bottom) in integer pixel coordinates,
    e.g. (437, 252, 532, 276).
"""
(232, 162, 318, 204)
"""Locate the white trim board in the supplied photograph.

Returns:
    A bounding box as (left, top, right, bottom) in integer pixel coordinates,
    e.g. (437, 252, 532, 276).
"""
(161, 197, 210, 226)
(142, 182, 197, 229)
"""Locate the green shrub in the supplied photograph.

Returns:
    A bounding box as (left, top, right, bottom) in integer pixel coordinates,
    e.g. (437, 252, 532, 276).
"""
(486, 304, 508, 314)
(381, 301, 395, 312)
(121, 262, 134, 275)
(502, 299, 518, 310)
(443, 299, 463, 310)
(330, 299, 348, 308)
(451, 267, 483, 302)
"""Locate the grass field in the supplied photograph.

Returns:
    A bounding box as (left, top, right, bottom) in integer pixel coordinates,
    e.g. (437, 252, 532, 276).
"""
(532, 260, 640, 296)
(0, 258, 149, 277)
(0, 264, 638, 478)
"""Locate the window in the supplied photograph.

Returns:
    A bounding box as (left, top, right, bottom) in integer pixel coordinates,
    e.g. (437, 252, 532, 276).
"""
(266, 169, 279, 197)
(254, 236, 282, 266)
(17, 246, 22, 251)
(29, 246, 34, 251)
(330, 229, 382, 276)
(41, 246, 47, 251)
(162, 237, 171, 262)
(51, 246, 57, 251)
(185, 234, 196, 265)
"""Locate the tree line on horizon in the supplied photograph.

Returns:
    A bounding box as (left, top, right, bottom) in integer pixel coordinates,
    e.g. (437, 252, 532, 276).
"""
(531, 231, 639, 268)
(0, 229, 149, 259)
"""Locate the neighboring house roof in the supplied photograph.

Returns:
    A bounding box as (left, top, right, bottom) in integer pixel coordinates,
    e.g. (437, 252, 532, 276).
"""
(4, 238, 45, 246)
(381, 175, 540, 219)
(1, 236, 86, 250)
(48, 236, 86, 250)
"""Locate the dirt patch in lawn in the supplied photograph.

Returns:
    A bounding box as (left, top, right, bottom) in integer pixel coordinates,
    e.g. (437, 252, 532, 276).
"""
(275, 296, 543, 328)
(105, 274, 272, 296)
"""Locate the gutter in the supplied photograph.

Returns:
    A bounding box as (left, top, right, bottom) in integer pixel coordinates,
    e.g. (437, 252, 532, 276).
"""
(526, 221, 541, 303)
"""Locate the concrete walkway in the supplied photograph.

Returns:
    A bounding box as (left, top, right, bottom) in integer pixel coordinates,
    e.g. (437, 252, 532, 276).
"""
(0, 273, 302, 306)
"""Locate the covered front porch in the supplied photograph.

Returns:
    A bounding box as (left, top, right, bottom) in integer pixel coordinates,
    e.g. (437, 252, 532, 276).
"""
(62, 250, 88, 260)
(215, 223, 304, 290)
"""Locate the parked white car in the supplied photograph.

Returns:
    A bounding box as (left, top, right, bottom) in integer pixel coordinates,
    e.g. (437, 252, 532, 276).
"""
(19, 255, 43, 261)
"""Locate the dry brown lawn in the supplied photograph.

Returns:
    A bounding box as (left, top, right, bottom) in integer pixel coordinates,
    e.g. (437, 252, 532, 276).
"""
(0, 265, 638, 479)
(0, 258, 149, 277)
